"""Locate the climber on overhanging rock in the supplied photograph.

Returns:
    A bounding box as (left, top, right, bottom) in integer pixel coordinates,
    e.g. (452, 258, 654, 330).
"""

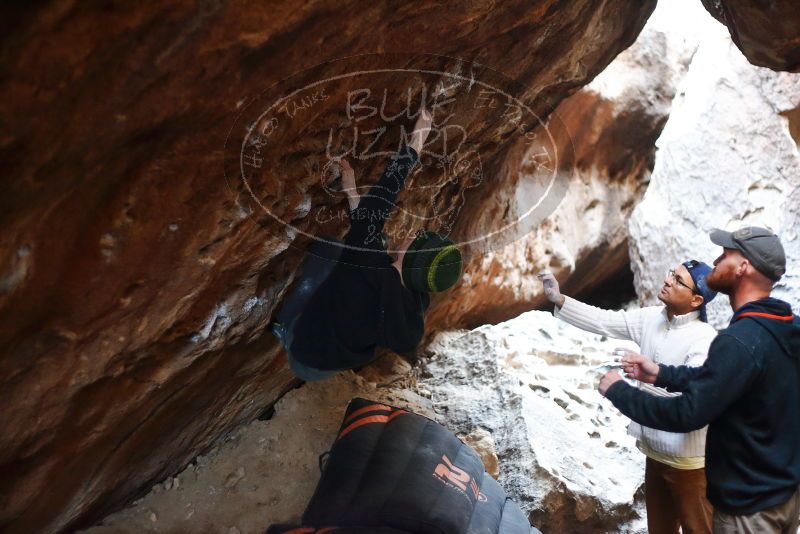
(271, 108, 463, 381)
(539, 261, 719, 534)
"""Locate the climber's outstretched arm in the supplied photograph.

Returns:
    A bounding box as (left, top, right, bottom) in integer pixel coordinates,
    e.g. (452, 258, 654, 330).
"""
(343, 108, 432, 250)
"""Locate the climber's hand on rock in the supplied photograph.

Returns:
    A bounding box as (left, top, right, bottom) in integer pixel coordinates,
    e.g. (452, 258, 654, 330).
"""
(620, 351, 659, 384)
(537, 271, 565, 307)
(340, 158, 355, 185)
(340, 159, 359, 211)
(598, 370, 623, 397)
(409, 108, 432, 154)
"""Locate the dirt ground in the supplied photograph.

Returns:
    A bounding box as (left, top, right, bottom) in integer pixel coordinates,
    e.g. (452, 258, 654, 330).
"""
(83, 355, 431, 534)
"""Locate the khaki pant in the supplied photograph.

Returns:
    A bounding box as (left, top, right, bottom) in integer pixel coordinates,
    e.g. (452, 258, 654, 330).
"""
(712, 485, 800, 534)
(645, 457, 713, 534)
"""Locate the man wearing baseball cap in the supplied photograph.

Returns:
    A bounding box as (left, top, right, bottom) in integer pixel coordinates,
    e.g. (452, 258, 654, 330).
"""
(600, 227, 800, 533)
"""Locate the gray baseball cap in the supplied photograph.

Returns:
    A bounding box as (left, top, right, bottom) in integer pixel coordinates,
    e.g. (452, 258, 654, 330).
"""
(709, 226, 786, 281)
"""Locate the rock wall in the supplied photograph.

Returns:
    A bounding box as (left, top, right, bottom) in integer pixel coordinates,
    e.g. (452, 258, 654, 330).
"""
(699, 0, 800, 72)
(427, 0, 701, 330)
(629, 21, 800, 328)
(0, 2, 659, 532)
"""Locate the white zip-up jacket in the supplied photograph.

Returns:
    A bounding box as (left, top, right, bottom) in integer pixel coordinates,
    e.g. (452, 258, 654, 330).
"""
(555, 296, 717, 458)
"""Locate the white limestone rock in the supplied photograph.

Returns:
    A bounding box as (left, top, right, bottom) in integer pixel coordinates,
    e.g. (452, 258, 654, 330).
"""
(419, 310, 646, 533)
(629, 22, 800, 328)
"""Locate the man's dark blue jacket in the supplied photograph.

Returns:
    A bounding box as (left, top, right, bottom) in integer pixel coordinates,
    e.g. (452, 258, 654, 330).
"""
(606, 297, 800, 515)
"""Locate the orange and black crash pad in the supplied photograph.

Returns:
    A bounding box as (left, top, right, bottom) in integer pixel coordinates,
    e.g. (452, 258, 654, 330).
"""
(266, 398, 541, 534)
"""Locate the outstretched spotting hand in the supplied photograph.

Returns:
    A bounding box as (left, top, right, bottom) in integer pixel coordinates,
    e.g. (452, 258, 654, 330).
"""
(598, 370, 624, 397)
(409, 108, 432, 155)
(619, 349, 659, 384)
(537, 271, 565, 307)
(340, 158, 359, 211)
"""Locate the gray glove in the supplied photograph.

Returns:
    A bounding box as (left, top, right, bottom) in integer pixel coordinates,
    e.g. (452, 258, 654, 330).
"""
(537, 271, 564, 306)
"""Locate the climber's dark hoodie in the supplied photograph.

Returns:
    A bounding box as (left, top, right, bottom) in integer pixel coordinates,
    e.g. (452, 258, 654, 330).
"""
(291, 145, 429, 371)
(606, 297, 800, 515)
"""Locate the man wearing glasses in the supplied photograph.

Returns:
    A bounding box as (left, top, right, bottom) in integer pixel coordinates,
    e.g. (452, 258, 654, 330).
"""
(539, 260, 718, 534)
